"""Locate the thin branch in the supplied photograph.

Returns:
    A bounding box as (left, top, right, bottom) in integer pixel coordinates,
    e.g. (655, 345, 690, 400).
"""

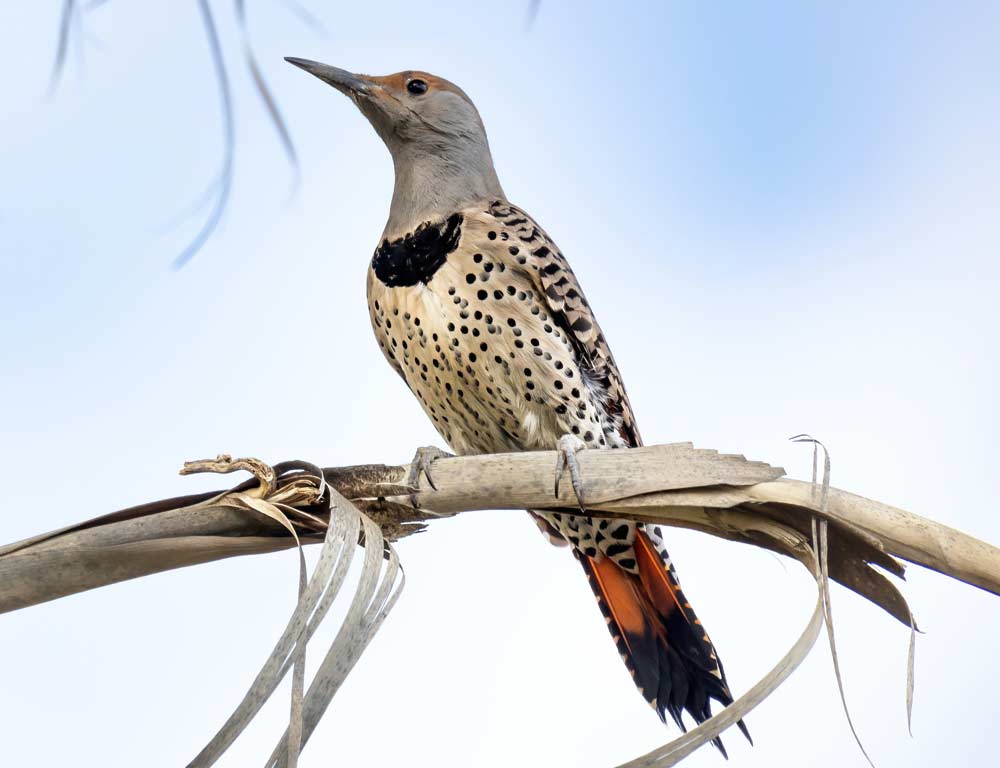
(48, 0, 76, 95)
(525, 0, 541, 30)
(173, 0, 235, 269)
(277, 0, 327, 34)
(234, 0, 299, 183)
(47, 1, 305, 266)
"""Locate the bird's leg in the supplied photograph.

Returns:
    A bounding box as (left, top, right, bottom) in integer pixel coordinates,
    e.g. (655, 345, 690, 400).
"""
(405, 445, 452, 508)
(554, 433, 587, 512)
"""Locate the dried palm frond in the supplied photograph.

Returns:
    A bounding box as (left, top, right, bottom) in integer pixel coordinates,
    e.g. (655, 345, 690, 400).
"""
(2, 443, 998, 765)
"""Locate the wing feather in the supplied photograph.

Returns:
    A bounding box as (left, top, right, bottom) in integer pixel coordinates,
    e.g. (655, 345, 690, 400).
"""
(480, 201, 642, 447)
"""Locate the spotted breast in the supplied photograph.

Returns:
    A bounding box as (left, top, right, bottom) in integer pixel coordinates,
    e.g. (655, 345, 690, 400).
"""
(367, 199, 747, 749)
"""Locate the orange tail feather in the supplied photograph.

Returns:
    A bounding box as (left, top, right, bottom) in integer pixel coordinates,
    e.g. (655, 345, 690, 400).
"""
(579, 530, 749, 756)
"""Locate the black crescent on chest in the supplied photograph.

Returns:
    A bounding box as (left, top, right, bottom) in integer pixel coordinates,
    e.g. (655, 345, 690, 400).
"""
(372, 213, 463, 287)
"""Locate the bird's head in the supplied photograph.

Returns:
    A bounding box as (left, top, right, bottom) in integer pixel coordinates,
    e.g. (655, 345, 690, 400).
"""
(285, 57, 504, 234)
(285, 58, 491, 161)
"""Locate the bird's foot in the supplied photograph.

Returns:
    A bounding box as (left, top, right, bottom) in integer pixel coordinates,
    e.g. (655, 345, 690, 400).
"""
(405, 445, 452, 509)
(554, 433, 587, 511)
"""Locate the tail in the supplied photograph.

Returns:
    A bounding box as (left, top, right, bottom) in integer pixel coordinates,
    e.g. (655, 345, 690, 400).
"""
(578, 529, 750, 757)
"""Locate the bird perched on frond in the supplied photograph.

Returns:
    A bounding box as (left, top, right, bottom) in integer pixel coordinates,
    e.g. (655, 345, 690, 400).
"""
(286, 57, 749, 756)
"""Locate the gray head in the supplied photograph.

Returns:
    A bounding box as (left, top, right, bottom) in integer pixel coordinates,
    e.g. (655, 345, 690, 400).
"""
(286, 57, 505, 236)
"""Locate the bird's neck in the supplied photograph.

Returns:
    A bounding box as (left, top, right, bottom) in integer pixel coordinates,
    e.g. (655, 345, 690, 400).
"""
(383, 142, 505, 239)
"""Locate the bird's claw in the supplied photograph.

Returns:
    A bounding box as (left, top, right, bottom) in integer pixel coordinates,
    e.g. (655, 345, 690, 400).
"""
(406, 446, 452, 509)
(554, 434, 587, 511)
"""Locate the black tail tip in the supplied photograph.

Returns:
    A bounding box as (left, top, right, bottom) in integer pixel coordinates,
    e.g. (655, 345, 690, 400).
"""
(708, 718, 751, 760)
(712, 736, 729, 759)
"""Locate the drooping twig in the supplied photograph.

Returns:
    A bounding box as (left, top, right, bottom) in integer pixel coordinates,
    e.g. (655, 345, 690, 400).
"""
(234, 0, 300, 184)
(277, 0, 327, 34)
(44, 2, 552, 264)
(172, 0, 235, 269)
(48, 0, 77, 95)
(525, 0, 542, 29)
(47, 1, 306, 267)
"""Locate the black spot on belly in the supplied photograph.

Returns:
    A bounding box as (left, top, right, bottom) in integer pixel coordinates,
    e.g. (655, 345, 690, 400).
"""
(372, 213, 463, 287)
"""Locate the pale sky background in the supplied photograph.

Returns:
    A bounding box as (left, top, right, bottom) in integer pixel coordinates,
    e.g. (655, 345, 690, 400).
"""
(1, 2, 999, 767)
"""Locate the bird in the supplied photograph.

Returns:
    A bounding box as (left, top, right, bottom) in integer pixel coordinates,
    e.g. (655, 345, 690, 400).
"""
(286, 57, 749, 755)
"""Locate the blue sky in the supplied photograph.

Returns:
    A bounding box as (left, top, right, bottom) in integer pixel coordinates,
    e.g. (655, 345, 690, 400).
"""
(1, 2, 999, 767)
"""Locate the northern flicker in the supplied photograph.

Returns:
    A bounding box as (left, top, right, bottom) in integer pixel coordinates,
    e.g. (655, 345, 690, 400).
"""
(287, 57, 748, 753)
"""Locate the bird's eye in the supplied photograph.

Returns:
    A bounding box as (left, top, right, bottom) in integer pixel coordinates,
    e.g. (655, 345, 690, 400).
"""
(406, 79, 428, 95)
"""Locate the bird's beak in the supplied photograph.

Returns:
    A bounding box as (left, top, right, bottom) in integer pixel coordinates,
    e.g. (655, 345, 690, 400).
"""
(284, 57, 373, 96)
